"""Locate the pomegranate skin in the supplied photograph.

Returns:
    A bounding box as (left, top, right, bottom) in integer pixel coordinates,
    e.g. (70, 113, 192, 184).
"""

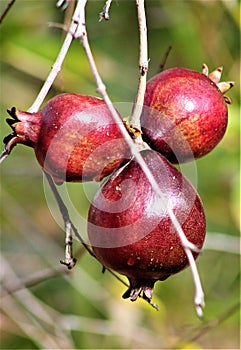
(3, 94, 130, 184)
(141, 67, 229, 163)
(88, 149, 206, 301)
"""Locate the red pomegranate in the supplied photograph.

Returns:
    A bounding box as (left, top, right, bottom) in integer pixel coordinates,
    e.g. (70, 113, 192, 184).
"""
(3, 93, 130, 184)
(141, 65, 234, 163)
(88, 149, 206, 302)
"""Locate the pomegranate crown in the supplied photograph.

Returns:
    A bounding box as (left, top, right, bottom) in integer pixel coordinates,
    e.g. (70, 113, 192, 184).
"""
(202, 63, 234, 104)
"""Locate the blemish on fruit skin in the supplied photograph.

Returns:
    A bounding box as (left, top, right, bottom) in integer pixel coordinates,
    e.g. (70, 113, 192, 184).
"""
(127, 257, 135, 266)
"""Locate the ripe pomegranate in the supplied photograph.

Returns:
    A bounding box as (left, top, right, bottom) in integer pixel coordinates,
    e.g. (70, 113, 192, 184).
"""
(88, 149, 206, 302)
(2, 93, 130, 184)
(141, 65, 234, 163)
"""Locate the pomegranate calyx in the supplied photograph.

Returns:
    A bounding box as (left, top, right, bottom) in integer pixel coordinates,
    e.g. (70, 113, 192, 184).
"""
(202, 63, 235, 102)
(3, 107, 42, 153)
(122, 277, 157, 303)
(122, 286, 142, 301)
(217, 81, 235, 94)
(208, 66, 223, 84)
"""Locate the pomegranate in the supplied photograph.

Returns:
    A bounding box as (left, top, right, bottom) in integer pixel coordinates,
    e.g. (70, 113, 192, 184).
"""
(141, 65, 234, 163)
(88, 149, 206, 302)
(2, 93, 130, 184)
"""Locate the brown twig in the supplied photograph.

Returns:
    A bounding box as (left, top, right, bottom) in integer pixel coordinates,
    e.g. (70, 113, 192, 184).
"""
(0, 0, 16, 24)
(159, 45, 172, 72)
(44, 172, 95, 261)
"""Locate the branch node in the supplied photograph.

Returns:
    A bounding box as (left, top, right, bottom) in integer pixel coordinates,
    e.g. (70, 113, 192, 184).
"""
(60, 257, 77, 270)
(99, 0, 113, 22)
(140, 63, 148, 76)
(184, 241, 202, 254)
(96, 83, 107, 95)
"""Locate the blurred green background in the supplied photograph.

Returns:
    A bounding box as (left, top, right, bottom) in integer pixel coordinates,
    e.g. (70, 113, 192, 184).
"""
(0, 0, 240, 349)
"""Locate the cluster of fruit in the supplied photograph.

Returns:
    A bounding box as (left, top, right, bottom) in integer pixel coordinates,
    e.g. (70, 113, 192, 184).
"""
(2, 65, 233, 303)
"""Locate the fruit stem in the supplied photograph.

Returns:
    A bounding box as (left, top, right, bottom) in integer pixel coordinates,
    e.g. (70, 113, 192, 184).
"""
(0, 148, 9, 164)
(130, 0, 149, 132)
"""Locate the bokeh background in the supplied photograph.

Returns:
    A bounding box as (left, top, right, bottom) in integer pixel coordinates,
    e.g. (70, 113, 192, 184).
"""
(0, 1, 240, 349)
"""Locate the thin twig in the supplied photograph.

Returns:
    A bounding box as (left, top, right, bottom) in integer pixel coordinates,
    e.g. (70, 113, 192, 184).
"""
(59, 220, 77, 269)
(0, 0, 16, 24)
(159, 45, 172, 72)
(75, 0, 205, 317)
(0, 247, 87, 298)
(130, 0, 149, 131)
(27, 0, 81, 113)
(99, 0, 113, 21)
(45, 172, 95, 260)
(187, 301, 240, 343)
(1, 267, 66, 298)
(56, 0, 70, 10)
